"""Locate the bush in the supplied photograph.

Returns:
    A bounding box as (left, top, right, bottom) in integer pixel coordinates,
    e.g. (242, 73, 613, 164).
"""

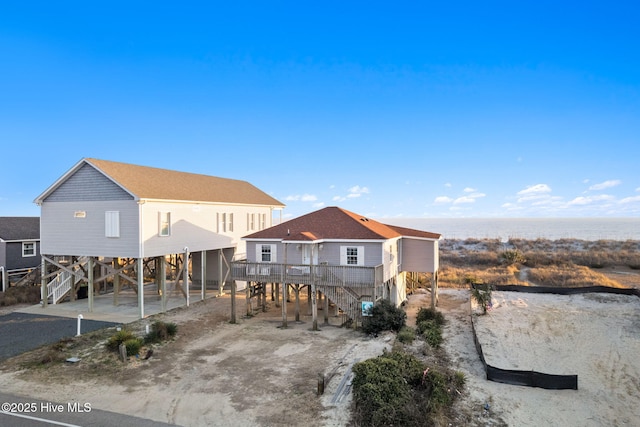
(416, 307, 445, 326)
(500, 249, 526, 265)
(106, 329, 138, 352)
(351, 349, 464, 426)
(145, 321, 178, 344)
(352, 353, 414, 426)
(396, 326, 416, 344)
(417, 320, 443, 348)
(124, 338, 143, 357)
(361, 299, 406, 335)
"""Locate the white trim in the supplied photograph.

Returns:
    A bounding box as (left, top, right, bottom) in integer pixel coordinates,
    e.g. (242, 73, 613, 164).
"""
(256, 244, 277, 263)
(158, 211, 171, 237)
(22, 241, 36, 257)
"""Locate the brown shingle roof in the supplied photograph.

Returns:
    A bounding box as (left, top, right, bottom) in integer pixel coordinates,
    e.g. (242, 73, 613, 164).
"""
(244, 207, 441, 241)
(84, 158, 284, 207)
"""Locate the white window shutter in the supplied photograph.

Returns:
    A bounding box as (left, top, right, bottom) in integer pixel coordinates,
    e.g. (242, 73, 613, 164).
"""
(105, 211, 120, 238)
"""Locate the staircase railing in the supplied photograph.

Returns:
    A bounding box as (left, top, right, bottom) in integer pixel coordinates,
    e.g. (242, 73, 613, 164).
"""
(47, 271, 73, 304)
(321, 284, 362, 322)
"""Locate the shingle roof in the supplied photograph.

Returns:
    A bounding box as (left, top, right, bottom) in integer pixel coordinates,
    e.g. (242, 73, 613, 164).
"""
(59, 158, 284, 207)
(244, 206, 441, 241)
(0, 217, 40, 241)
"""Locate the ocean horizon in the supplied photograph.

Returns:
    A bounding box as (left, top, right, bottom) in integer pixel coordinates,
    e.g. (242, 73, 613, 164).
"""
(379, 217, 640, 241)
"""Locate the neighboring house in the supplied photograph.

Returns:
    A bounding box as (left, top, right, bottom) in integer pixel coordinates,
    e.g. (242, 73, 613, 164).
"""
(0, 217, 41, 291)
(232, 206, 441, 328)
(34, 158, 284, 317)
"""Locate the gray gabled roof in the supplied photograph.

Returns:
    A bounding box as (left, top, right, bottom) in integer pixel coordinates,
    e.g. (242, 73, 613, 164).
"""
(244, 206, 441, 241)
(0, 217, 40, 241)
(35, 158, 285, 207)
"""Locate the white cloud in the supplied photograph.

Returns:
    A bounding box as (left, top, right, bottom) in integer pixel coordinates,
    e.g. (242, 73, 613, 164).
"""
(567, 195, 615, 206)
(332, 195, 345, 202)
(434, 196, 453, 204)
(517, 184, 552, 196)
(589, 180, 621, 191)
(463, 187, 476, 193)
(453, 196, 476, 204)
(312, 202, 325, 208)
(619, 195, 640, 204)
(444, 183, 452, 188)
(284, 193, 318, 202)
(348, 185, 370, 195)
(636, 187, 640, 192)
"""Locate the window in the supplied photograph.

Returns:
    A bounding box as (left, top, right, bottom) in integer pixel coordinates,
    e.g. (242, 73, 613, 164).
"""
(222, 213, 227, 232)
(22, 242, 36, 257)
(260, 214, 266, 230)
(159, 212, 171, 236)
(229, 213, 234, 232)
(347, 247, 358, 265)
(105, 211, 120, 238)
(257, 244, 277, 263)
(248, 213, 255, 231)
(341, 246, 364, 266)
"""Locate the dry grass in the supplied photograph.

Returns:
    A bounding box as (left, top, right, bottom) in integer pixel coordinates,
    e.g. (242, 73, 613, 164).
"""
(0, 285, 41, 306)
(438, 238, 640, 289)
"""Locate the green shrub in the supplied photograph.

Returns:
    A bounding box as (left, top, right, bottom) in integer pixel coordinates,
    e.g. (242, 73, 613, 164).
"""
(106, 329, 137, 352)
(417, 320, 443, 348)
(351, 349, 464, 426)
(352, 354, 414, 426)
(145, 321, 178, 344)
(415, 307, 445, 326)
(361, 299, 406, 335)
(124, 338, 143, 357)
(396, 326, 416, 344)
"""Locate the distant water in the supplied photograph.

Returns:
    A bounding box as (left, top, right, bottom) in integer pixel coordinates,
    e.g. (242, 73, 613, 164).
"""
(381, 218, 640, 241)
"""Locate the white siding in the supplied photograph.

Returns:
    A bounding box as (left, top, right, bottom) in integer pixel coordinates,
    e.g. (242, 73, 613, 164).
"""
(140, 202, 273, 258)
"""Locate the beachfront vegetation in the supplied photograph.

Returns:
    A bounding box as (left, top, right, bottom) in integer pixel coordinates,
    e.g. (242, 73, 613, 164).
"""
(352, 308, 463, 427)
(438, 238, 640, 288)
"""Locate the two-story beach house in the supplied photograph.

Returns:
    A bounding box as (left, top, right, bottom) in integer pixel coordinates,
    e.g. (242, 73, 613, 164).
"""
(0, 217, 41, 291)
(231, 206, 441, 329)
(34, 158, 284, 318)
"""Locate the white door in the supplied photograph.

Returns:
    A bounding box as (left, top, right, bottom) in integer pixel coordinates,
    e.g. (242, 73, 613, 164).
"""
(302, 245, 318, 264)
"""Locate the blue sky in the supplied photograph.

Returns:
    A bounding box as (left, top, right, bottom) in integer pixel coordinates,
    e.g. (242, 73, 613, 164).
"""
(1, 1, 639, 220)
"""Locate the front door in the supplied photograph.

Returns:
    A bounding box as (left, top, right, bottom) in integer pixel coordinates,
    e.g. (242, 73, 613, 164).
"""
(302, 244, 318, 265)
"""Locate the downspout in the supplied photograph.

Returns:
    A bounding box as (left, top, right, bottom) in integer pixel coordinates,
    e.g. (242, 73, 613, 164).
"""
(0, 266, 5, 292)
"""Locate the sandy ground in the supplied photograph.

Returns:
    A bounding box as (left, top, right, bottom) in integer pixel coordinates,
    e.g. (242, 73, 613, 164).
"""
(1, 284, 639, 426)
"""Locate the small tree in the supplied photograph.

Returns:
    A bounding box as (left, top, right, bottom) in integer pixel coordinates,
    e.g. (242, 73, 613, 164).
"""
(471, 283, 493, 314)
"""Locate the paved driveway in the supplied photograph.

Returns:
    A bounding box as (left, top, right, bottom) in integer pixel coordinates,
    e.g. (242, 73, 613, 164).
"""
(0, 312, 117, 361)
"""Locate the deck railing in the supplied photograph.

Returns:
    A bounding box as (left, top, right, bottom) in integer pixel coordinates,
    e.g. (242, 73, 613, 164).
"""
(230, 261, 383, 289)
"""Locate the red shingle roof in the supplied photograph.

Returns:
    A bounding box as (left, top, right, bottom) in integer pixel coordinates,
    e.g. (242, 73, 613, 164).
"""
(245, 207, 441, 241)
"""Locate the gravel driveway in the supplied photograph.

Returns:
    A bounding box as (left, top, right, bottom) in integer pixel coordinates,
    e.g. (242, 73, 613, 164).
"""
(0, 312, 117, 361)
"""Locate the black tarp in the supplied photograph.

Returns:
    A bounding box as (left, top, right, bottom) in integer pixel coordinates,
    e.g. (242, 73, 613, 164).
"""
(469, 284, 638, 390)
